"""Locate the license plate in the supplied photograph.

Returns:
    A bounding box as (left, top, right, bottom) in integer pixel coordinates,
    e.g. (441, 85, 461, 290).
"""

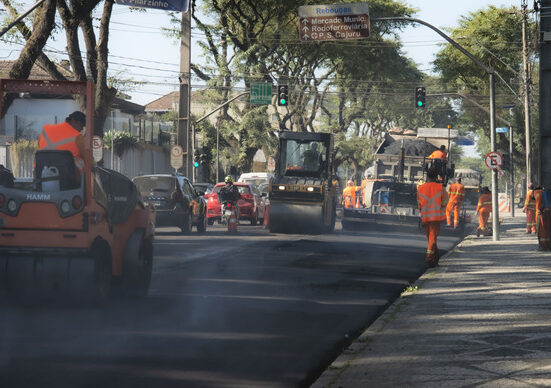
(224, 210, 232, 216)
(152, 201, 161, 207)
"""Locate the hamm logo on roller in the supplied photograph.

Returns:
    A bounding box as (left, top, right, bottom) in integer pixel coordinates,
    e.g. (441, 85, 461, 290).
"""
(26, 193, 51, 201)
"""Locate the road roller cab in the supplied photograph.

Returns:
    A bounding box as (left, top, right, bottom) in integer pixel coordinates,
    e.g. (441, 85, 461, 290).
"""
(0, 79, 154, 302)
(268, 131, 337, 233)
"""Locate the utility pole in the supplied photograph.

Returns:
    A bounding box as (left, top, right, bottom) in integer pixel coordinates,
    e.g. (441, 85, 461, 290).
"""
(539, 0, 551, 188)
(177, 9, 192, 178)
(522, 0, 533, 189)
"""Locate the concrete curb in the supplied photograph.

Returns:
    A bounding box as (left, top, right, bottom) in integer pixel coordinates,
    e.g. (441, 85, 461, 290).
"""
(311, 231, 477, 388)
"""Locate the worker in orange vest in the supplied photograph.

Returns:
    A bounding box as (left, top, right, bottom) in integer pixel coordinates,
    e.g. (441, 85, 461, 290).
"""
(523, 183, 537, 234)
(534, 187, 550, 251)
(342, 180, 360, 209)
(446, 177, 465, 229)
(417, 167, 448, 267)
(428, 145, 448, 161)
(476, 186, 492, 237)
(38, 111, 86, 170)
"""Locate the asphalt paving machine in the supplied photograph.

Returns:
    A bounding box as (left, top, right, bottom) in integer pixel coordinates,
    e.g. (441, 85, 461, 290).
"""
(268, 131, 337, 233)
(341, 132, 461, 233)
(0, 79, 155, 302)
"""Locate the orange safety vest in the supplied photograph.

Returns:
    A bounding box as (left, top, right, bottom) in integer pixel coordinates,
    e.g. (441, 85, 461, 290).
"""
(477, 193, 492, 212)
(524, 189, 536, 210)
(534, 189, 546, 213)
(39, 122, 82, 160)
(342, 186, 359, 208)
(448, 182, 465, 203)
(428, 150, 447, 160)
(417, 182, 447, 222)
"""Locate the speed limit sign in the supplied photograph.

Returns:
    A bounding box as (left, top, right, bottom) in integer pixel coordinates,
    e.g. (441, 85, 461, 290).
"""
(484, 151, 503, 170)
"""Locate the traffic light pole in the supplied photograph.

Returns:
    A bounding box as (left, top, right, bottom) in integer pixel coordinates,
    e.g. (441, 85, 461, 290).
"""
(192, 91, 250, 183)
(375, 17, 500, 240)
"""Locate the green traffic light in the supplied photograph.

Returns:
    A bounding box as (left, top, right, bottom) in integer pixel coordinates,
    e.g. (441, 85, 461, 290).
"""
(194, 162, 199, 168)
(280, 99, 286, 105)
(417, 101, 424, 107)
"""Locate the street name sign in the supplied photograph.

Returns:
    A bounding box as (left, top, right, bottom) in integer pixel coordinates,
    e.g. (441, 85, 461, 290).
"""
(298, 3, 370, 42)
(417, 128, 458, 139)
(250, 83, 273, 105)
(114, 0, 189, 12)
(485, 151, 503, 170)
(170, 145, 184, 169)
(496, 127, 509, 133)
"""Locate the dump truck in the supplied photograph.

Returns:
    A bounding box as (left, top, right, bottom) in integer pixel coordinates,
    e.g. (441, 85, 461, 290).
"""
(268, 131, 337, 233)
(342, 133, 460, 232)
(0, 79, 154, 302)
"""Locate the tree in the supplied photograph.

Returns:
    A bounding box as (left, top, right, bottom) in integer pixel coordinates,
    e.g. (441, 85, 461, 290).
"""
(1, 0, 124, 137)
(170, 0, 421, 173)
(432, 5, 537, 172)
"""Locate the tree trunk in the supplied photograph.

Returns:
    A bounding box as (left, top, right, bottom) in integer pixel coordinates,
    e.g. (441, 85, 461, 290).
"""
(1, 0, 56, 118)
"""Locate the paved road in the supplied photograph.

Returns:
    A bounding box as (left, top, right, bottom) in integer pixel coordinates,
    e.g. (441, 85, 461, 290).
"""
(0, 222, 464, 388)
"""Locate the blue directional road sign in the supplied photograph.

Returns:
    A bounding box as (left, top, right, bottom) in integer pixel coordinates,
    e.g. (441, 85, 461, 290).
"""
(115, 0, 189, 12)
(496, 127, 509, 134)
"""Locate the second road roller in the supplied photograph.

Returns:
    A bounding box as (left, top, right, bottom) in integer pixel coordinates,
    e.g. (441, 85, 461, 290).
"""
(268, 131, 337, 234)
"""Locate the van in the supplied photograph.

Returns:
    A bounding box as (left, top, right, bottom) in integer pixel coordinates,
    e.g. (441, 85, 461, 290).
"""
(237, 172, 273, 190)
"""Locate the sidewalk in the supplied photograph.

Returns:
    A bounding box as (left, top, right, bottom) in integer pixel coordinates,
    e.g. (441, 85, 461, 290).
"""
(312, 216, 551, 388)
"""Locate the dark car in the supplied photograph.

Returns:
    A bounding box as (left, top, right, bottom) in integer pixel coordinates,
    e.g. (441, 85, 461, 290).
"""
(133, 174, 207, 233)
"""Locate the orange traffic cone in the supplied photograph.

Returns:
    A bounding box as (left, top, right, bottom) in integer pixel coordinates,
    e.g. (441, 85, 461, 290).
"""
(228, 208, 238, 233)
(263, 205, 270, 229)
(355, 195, 361, 208)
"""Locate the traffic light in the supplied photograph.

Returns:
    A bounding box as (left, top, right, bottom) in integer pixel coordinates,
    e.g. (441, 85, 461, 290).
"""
(277, 84, 289, 106)
(193, 149, 200, 168)
(415, 86, 426, 108)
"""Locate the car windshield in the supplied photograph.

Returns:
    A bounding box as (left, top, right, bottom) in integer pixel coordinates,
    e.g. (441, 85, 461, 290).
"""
(213, 185, 250, 194)
(194, 184, 212, 193)
(241, 178, 268, 187)
(280, 139, 327, 177)
(134, 176, 176, 195)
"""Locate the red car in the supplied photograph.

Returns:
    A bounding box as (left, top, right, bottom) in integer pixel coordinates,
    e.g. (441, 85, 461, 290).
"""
(206, 182, 266, 225)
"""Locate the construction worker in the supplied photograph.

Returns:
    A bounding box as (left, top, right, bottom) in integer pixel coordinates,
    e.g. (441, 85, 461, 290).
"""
(534, 187, 550, 251)
(446, 177, 465, 228)
(39, 111, 86, 170)
(476, 186, 492, 237)
(428, 145, 448, 161)
(342, 180, 360, 208)
(417, 167, 448, 267)
(523, 183, 537, 234)
(427, 145, 448, 182)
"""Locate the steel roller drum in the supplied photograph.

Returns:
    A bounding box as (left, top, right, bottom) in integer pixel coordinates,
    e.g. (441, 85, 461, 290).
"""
(269, 201, 324, 233)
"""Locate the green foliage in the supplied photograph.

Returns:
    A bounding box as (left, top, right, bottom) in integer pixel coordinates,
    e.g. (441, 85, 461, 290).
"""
(103, 130, 137, 157)
(433, 5, 537, 178)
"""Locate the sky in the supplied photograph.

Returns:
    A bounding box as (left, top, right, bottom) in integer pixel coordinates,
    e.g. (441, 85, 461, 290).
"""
(0, 0, 523, 106)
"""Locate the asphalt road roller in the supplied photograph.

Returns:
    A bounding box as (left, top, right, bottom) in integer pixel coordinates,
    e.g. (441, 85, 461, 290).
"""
(0, 79, 155, 303)
(268, 131, 337, 234)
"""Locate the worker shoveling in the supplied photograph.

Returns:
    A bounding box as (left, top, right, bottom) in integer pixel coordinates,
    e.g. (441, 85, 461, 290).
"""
(268, 131, 337, 234)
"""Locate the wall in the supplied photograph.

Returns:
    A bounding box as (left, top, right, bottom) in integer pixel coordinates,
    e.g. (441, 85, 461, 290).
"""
(6, 144, 170, 179)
